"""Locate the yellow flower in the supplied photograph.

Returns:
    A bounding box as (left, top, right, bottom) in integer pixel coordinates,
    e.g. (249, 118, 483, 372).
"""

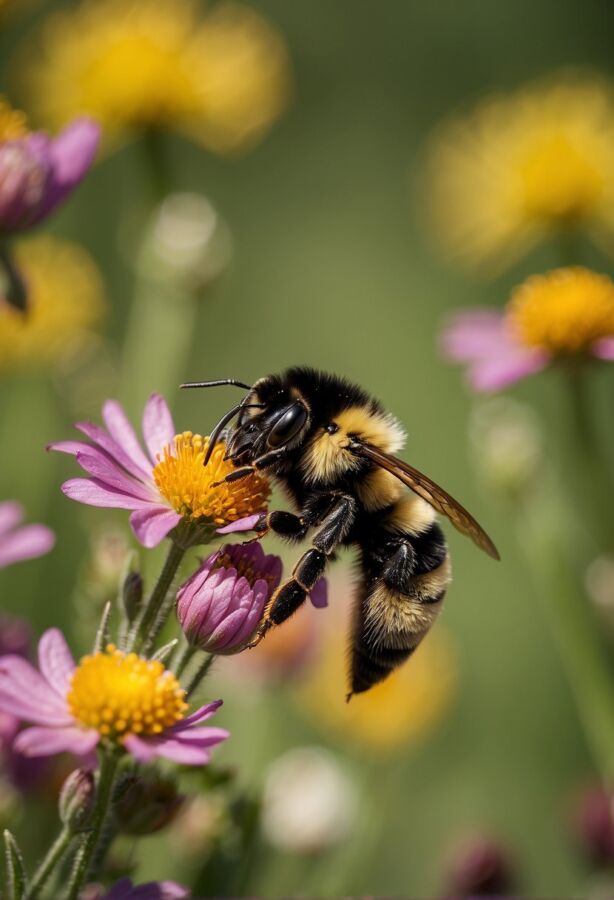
(0, 96, 28, 141)
(298, 598, 457, 752)
(426, 73, 614, 270)
(0, 236, 105, 371)
(23, 0, 290, 155)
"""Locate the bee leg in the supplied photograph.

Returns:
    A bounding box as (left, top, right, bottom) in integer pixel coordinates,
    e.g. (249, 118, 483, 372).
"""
(247, 495, 357, 647)
(381, 542, 416, 589)
(241, 509, 309, 545)
(212, 448, 288, 486)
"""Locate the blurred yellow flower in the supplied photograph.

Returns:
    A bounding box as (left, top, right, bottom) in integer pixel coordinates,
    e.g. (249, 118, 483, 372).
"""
(23, 0, 290, 155)
(299, 605, 457, 752)
(0, 236, 105, 371)
(426, 74, 614, 270)
(0, 97, 28, 140)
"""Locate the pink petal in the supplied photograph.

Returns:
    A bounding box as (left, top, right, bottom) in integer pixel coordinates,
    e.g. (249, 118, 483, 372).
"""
(221, 581, 269, 649)
(217, 514, 261, 534)
(37, 629, 75, 696)
(75, 421, 152, 481)
(592, 337, 614, 360)
(102, 400, 152, 475)
(170, 700, 223, 730)
(74, 451, 154, 501)
(0, 656, 72, 725)
(468, 347, 549, 392)
(0, 524, 55, 568)
(48, 118, 99, 188)
(0, 502, 23, 536)
(309, 577, 328, 609)
(14, 725, 99, 757)
(129, 507, 181, 549)
(440, 310, 507, 361)
(168, 726, 230, 745)
(61, 478, 154, 510)
(142, 394, 176, 464)
(124, 733, 215, 766)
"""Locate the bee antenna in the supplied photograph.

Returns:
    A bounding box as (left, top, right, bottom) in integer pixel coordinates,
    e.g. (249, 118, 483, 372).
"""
(180, 379, 252, 391)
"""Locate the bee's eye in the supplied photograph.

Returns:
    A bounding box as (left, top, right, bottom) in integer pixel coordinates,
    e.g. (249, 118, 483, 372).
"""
(268, 404, 308, 448)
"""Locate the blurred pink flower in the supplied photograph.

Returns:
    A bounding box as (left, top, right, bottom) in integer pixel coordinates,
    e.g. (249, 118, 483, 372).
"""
(0, 628, 228, 766)
(573, 785, 614, 867)
(0, 118, 99, 236)
(441, 268, 614, 392)
(103, 878, 189, 899)
(0, 501, 54, 569)
(49, 393, 265, 548)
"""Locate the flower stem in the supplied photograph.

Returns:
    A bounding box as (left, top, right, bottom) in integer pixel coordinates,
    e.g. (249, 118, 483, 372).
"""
(65, 750, 120, 900)
(186, 653, 214, 698)
(128, 540, 186, 655)
(24, 828, 72, 900)
(0, 243, 27, 312)
(173, 641, 197, 678)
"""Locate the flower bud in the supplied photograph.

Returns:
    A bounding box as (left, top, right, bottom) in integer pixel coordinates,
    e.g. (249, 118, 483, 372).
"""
(113, 771, 184, 835)
(444, 833, 513, 897)
(58, 768, 95, 833)
(121, 570, 144, 624)
(176, 543, 282, 654)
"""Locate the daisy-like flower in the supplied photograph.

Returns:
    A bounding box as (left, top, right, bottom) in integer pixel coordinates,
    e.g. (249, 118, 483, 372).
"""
(24, 0, 290, 155)
(426, 73, 614, 269)
(0, 629, 229, 765)
(442, 267, 614, 392)
(0, 235, 105, 372)
(102, 879, 190, 900)
(0, 501, 54, 569)
(49, 393, 270, 548)
(0, 96, 99, 238)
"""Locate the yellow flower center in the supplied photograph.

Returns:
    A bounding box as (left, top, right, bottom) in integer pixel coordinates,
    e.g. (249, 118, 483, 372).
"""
(153, 432, 269, 526)
(507, 267, 614, 355)
(0, 97, 29, 142)
(517, 131, 605, 222)
(67, 644, 187, 737)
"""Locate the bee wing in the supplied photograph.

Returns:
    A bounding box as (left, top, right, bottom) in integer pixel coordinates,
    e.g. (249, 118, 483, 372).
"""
(353, 442, 500, 560)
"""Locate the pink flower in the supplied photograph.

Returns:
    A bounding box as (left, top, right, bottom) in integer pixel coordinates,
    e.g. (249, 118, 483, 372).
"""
(177, 544, 327, 654)
(102, 879, 190, 900)
(0, 501, 54, 569)
(0, 118, 100, 237)
(441, 268, 614, 392)
(49, 393, 267, 548)
(0, 629, 229, 766)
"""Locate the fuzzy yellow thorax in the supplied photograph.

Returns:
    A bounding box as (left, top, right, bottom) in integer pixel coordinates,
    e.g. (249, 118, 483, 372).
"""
(507, 267, 614, 355)
(152, 432, 269, 526)
(67, 645, 187, 737)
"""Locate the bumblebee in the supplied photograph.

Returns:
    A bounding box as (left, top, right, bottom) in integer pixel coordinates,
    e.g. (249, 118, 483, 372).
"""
(182, 368, 499, 697)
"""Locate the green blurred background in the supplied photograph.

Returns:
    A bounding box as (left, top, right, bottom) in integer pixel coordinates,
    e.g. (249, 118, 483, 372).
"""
(2, 0, 614, 895)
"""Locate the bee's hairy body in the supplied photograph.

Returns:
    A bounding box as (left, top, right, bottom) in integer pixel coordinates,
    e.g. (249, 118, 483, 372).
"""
(224, 367, 451, 696)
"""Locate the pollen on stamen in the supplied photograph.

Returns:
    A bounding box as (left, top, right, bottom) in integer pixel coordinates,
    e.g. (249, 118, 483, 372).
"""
(152, 432, 270, 527)
(67, 644, 188, 739)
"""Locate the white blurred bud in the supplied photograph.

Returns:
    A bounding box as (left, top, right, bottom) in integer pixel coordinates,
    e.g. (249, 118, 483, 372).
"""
(585, 556, 614, 630)
(171, 794, 226, 858)
(261, 746, 356, 855)
(469, 397, 542, 493)
(146, 192, 232, 289)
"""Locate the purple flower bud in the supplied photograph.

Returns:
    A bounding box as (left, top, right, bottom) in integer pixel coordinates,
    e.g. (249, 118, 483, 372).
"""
(573, 786, 614, 867)
(445, 833, 513, 897)
(177, 543, 282, 654)
(114, 771, 184, 836)
(0, 118, 99, 237)
(59, 768, 95, 832)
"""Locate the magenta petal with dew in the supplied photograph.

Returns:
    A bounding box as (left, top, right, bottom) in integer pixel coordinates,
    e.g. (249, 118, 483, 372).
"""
(102, 400, 153, 475)
(217, 513, 262, 534)
(15, 725, 99, 758)
(38, 629, 75, 696)
(0, 524, 55, 569)
(142, 393, 176, 463)
(129, 507, 181, 549)
(0, 502, 23, 535)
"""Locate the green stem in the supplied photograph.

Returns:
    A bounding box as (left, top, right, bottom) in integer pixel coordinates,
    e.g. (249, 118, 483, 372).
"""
(128, 540, 186, 655)
(173, 641, 197, 678)
(25, 828, 72, 900)
(186, 653, 214, 698)
(0, 243, 27, 312)
(66, 751, 120, 900)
